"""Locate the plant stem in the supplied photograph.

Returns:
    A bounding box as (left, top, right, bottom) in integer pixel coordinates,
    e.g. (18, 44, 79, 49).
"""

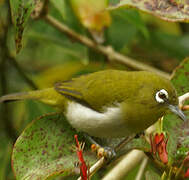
(135, 157, 148, 180)
(102, 150, 145, 180)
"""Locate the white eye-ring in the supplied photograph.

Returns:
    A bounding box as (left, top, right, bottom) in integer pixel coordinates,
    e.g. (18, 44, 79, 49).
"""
(155, 89, 168, 103)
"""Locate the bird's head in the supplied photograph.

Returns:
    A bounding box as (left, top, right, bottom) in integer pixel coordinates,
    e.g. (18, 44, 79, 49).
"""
(136, 72, 187, 122)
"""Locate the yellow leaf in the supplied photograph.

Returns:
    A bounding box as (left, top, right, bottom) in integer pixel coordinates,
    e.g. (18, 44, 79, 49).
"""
(71, 0, 111, 31)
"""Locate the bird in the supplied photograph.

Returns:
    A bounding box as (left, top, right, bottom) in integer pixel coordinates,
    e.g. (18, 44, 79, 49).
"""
(0, 70, 186, 138)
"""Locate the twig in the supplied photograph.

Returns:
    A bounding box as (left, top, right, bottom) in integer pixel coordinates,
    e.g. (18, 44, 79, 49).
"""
(135, 157, 148, 180)
(114, 134, 136, 152)
(7, 56, 38, 90)
(102, 150, 145, 180)
(77, 157, 105, 180)
(179, 92, 189, 109)
(44, 15, 170, 79)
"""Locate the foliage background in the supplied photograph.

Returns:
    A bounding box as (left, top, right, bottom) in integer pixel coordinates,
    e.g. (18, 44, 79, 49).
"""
(1, 0, 189, 179)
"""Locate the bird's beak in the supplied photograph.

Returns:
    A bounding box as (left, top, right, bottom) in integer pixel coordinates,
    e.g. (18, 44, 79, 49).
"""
(168, 104, 187, 122)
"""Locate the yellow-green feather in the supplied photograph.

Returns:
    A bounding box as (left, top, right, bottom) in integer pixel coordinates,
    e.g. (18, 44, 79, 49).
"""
(0, 88, 68, 110)
(55, 70, 177, 112)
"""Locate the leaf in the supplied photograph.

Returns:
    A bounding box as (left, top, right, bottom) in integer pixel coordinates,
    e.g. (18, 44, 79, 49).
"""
(111, 9, 149, 39)
(107, 10, 138, 50)
(12, 113, 96, 180)
(108, 0, 189, 22)
(71, 0, 111, 31)
(171, 57, 189, 96)
(163, 57, 189, 165)
(50, 0, 67, 20)
(9, 0, 36, 53)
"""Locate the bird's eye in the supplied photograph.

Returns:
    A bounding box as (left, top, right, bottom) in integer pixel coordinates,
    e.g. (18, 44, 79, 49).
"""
(155, 89, 168, 103)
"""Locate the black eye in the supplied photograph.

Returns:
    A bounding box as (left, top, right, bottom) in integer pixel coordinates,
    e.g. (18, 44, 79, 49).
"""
(158, 92, 167, 100)
(155, 89, 169, 103)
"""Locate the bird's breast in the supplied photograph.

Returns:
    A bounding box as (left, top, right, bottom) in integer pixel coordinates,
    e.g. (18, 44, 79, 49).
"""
(65, 101, 133, 138)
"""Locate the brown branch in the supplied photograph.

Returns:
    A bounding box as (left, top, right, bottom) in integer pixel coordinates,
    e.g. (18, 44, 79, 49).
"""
(44, 15, 170, 79)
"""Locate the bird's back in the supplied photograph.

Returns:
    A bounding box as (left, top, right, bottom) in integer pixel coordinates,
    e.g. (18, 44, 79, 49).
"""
(55, 70, 167, 112)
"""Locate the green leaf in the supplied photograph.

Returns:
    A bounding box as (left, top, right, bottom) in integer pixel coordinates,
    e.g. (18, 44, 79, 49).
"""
(108, 0, 189, 22)
(172, 57, 189, 96)
(107, 10, 138, 51)
(12, 113, 96, 180)
(50, 0, 67, 20)
(9, 0, 36, 53)
(111, 9, 149, 39)
(163, 57, 189, 165)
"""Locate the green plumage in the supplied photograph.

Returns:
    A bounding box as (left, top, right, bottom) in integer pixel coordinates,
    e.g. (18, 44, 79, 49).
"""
(55, 70, 177, 112)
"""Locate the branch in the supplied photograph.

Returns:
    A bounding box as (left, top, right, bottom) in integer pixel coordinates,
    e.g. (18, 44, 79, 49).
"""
(179, 92, 189, 110)
(77, 157, 105, 180)
(44, 15, 170, 79)
(102, 150, 145, 180)
(135, 157, 148, 180)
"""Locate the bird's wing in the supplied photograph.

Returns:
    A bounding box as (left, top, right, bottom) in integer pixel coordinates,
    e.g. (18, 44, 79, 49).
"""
(54, 78, 95, 110)
(54, 70, 134, 112)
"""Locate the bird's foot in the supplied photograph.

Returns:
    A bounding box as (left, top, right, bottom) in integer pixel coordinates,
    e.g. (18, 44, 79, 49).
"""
(135, 131, 145, 138)
(91, 144, 116, 159)
(84, 134, 116, 159)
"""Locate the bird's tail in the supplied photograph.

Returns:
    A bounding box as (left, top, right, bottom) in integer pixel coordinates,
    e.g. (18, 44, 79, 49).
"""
(0, 88, 66, 108)
(0, 92, 35, 103)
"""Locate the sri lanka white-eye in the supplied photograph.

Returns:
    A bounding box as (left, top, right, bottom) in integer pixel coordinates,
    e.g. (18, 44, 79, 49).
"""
(0, 70, 186, 138)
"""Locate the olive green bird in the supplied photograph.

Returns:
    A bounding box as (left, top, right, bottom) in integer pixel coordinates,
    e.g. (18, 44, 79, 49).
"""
(0, 70, 186, 138)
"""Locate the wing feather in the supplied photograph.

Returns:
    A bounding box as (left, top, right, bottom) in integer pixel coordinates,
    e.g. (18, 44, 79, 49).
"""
(54, 70, 139, 112)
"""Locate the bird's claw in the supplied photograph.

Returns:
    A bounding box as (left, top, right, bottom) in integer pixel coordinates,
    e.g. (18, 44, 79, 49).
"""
(91, 144, 116, 159)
